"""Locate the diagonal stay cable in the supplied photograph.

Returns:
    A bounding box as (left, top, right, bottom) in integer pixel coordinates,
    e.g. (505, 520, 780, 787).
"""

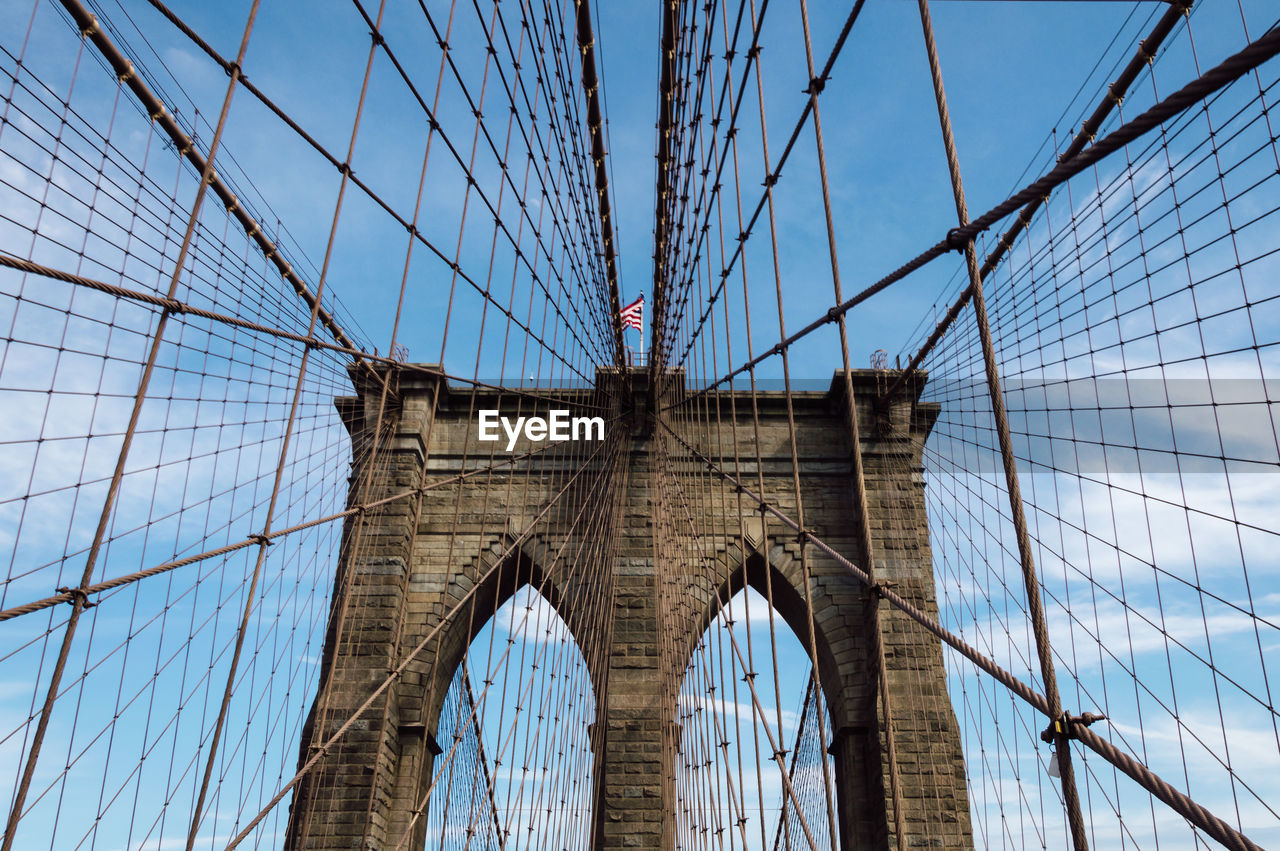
(346, 0, 608, 372)
(481, 0, 615, 351)
(52, 0, 370, 367)
(666, 22, 1280, 410)
(139, 0, 610, 376)
(652, 0, 770, 368)
(2, 3, 269, 845)
(878, 0, 1192, 404)
(220, 438, 610, 851)
(0, 252, 608, 416)
(658, 418, 1264, 851)
(0, 407, 625, 623)
(572, 0, 626, 364)
(667, 0, 867, 369)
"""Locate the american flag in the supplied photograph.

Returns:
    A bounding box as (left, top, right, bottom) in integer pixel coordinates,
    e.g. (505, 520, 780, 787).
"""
(619, 294, 643, 330)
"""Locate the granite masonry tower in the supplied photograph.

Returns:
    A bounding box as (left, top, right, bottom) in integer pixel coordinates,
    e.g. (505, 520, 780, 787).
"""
(284, 366, 972, 850)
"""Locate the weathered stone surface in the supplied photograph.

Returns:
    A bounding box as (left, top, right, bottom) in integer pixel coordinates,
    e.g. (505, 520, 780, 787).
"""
(285, 365, 972, 850)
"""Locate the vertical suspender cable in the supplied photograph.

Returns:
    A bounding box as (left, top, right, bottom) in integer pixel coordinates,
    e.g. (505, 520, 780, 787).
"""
(913, 1, 1091, 848)
(1, 3, 263, 847)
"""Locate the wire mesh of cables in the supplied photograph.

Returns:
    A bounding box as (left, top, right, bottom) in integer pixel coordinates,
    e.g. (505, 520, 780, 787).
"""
(422, 662, 505, 851)
(2, 0, 1280, 849)
(769, 675, 835, 851)
(649, 0, 1280, 849)
(649, 0, 980, 847)
(905, 7, 1280, 848)
(0, 0, 624, 847)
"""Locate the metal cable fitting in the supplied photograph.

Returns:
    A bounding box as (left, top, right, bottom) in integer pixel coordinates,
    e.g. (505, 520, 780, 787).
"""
(1042, 712, 1107, 743)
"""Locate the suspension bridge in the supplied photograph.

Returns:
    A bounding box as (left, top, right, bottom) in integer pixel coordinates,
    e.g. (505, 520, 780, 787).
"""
(1, 0, 1279, 848)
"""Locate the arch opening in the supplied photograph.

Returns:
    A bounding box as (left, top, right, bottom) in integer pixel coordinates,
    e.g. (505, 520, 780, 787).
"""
(420, 581, 597, 851)
(675, 584, 838, 851)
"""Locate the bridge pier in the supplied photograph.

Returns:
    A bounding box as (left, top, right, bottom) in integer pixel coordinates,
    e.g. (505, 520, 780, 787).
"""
(286, 366, 971, 850)
(592, 384, 676, 849)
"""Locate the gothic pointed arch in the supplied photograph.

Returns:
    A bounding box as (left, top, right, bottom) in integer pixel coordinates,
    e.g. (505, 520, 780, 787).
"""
(674, 573, 842, 849)
(415, 530, 605, 742)
(418, 557, 599, 851)
(681, 540, 867, 730)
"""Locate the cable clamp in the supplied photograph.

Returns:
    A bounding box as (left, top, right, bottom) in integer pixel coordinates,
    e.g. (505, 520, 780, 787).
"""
(57, 586, 96, 609)
(249, 533, 274, 547)
(870, 580, 897, 599)
(1041, 711, 1106, 743)
(945, 227, 969, 251)
(804, 75, 827, 96)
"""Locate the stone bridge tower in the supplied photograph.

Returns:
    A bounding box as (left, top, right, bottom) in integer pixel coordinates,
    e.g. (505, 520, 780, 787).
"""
(284, 365, 972, 850)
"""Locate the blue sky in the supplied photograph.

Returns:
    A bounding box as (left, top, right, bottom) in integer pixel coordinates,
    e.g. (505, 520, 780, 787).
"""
(2, 0, 1279, 849)
(26, 0, 1267, 375)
